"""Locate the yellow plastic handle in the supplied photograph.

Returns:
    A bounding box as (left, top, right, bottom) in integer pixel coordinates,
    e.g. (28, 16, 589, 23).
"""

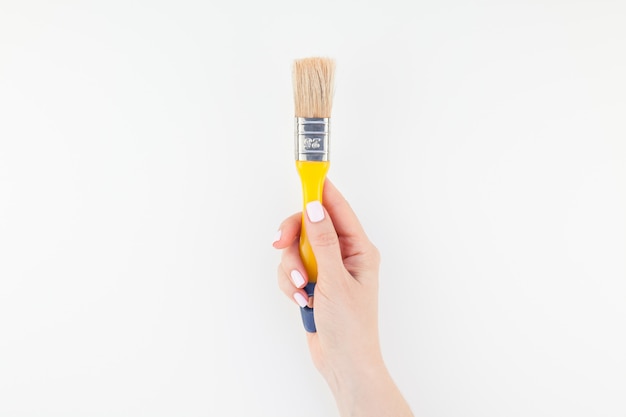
(296, 160, 330, 283)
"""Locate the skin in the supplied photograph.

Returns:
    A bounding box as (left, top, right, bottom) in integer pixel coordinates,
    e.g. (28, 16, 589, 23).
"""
(273, 179, 413, 417)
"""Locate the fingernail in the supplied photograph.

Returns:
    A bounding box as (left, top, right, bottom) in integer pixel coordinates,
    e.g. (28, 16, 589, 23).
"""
(294, 292, 308, 308)
(272, 229, 281, 244)
(290, 270, 305, 288)
(306, 201, 325, 223)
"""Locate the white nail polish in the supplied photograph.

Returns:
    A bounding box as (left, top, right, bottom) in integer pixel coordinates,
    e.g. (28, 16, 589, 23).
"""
(306, 201, 325, 223)
(294, 292, 308, 308)
(290, 270, 305, 287)
(272, 230, 281, 244)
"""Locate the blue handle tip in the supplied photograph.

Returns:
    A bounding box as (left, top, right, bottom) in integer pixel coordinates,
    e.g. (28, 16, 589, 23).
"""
(300, 306, 316, 332)
(300, 282, 317, 333)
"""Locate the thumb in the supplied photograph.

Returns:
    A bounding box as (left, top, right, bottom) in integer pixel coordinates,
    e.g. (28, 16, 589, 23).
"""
(304, 201, 344, 277)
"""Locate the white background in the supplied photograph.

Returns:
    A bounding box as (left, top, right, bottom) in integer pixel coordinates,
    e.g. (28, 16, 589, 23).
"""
(1, 1, 625, 416)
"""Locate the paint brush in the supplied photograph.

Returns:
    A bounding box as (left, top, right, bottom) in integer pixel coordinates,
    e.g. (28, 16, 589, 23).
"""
(292, 57, 335, 332)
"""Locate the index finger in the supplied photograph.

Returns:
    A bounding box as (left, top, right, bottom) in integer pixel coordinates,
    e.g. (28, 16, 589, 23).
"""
(273, 212, 301, 249)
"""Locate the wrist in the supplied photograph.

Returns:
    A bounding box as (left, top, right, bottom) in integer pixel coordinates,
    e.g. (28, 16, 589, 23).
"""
(326, 356, 389, 414)
(324, 352, 386, 392)
(323, 355, 413, 417)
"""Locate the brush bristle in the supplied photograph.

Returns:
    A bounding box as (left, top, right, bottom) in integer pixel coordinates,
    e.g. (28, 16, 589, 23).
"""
(293, 57, 335, 118)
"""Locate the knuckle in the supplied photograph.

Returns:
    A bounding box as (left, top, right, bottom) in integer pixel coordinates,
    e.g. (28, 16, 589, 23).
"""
(276, 264, 284, 284)
(359, 244, 381, 268)
(281, 244, 297, 263)
(370, 245, 381, 264)
(277, 264, 290, 288)
(276, 269, 291, 294)
(309, 230, 339, 248)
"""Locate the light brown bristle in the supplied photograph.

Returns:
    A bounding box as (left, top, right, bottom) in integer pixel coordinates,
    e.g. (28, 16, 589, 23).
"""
(293, 57, 335, 118)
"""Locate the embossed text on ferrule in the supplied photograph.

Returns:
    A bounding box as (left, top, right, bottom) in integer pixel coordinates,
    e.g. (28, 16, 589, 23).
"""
(295, 117, 330, 161)
(304, 137, 322, 150)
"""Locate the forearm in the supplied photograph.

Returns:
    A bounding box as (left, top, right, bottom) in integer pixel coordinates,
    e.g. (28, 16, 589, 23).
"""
(326, 359, 413, 417)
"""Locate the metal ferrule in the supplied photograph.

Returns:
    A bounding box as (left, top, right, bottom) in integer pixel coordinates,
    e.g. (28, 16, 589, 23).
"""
(295, 117, 330, 161)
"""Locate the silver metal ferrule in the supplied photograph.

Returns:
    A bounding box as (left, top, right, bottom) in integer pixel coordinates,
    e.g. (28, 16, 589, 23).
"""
(295, 117, 330, 161)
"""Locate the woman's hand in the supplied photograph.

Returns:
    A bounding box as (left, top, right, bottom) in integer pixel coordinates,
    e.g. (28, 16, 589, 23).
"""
(273, 179, 413, 417)
(274, 179, 382, 378)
